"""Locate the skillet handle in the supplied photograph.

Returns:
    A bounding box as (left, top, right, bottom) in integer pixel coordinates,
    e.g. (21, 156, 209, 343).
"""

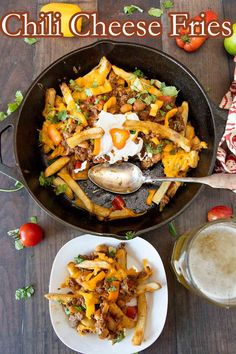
(0, 113, 24, 184)
(211, 102, 228, 146)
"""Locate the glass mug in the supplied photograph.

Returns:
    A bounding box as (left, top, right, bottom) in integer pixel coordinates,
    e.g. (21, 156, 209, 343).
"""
(171, 219, 236, 307)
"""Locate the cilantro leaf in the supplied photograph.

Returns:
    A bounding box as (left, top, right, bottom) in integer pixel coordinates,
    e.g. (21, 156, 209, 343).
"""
(69, 79, 82, 92)
(125, 231, 136, 240)
(7, 228, 24, 251)
(123, 5, 143, 15)
(161, 85, 179, 97)
(74, 305, 86, 312)
(39, 172, 54, 187)
(162, 1, 174, 9)
(168, 221, 178, 238)
(160, 109, 166, 117)
(145, 143, 164, 154)
(148, 7, 163, 17)
(85, 88, 92, 97)
(64, 307, 71, 315)
(133, 68, 146, 78)
(0, 91, 23, 121)
(127, 97, 136, 104)
(24, 37, 38, 45)
(15, 285, 35, 300)
(55, 184, 67, 195)
(15, 239, 24, 250)
(57, 110, 67, 121)
(112, 330, 125, 344)
(108, 285, 117, 292)
(106, 276, 118, 282)
(74, 255, 85, 264)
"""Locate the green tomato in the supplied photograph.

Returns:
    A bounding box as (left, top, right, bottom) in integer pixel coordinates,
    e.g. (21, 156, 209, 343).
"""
(224, 23, 236, 55)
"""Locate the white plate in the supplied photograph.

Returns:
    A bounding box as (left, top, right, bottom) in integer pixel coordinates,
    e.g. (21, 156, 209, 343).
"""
(48, 235, 168, 354)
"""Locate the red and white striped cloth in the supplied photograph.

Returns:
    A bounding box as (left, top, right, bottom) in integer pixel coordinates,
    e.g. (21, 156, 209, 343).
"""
(215, 56, 236, 174)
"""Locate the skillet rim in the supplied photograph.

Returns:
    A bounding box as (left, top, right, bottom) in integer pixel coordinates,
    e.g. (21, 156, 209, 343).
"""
(13, 39, 217, 237)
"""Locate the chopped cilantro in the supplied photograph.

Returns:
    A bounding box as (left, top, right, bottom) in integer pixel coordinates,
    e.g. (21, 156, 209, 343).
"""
(57, 110, 67, 121)
(112, 330, 125, 344)
(69, 79, 82, 92)
(166, 104, 173, 110)
(160, 109, 166, 117)
(15, 285, 34, 300)
(92, 80, 98, 88)
(55, 184, 67, 195)
(103, 95, 107, 101)
(131, 78, 142, 92)
(123, 5, 143, 15)
(106, 277, 118, 282)
(145, 143, 164, 154)
(108, 246, 116, 258)
(64, 307, 71, 315)
(161, 84, 179, 97)
(24, 37, 38, 45)
(94, 98, 100, 104)
(7, 228, 24, 250)
(74, 255, 85, 264)
(168, 221, 178, 238)
(130, 130, 136, 134)
(162, 1, 174, 9)
(148, 7, 163, 17)
(39, 172, 54, 187)
(133, 68, 146, 78)
(125, 231, 136, 240)
(85, 88, 92, 97)
(127, 97, 136, 104)
(142, 94, 157, 106)
(108, 285, 117, 292)
(74, 305, 86, 312)
(0, 90, 23, 121)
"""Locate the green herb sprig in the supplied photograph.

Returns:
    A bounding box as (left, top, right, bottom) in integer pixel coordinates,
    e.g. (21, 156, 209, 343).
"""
(15, 285, 35, 300)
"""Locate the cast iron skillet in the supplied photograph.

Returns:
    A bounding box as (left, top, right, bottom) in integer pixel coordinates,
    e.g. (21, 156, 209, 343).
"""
(0, 40, 227, 237)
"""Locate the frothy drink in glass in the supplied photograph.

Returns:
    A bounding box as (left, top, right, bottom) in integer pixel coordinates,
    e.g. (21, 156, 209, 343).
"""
(171, 220, 236, 307)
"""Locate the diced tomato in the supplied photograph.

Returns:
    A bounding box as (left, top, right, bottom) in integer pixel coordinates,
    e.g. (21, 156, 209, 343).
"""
(75, 161, 82, 169)
(99, 99, 105, 106)
(207, 205, 233, 222)
(158, 96, 174, 104)
(111, 195, 126, 210)
(126, 306, 138, 319)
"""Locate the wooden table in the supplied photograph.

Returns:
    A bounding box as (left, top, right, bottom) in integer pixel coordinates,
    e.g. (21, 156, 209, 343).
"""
(0, 1, 236, 353)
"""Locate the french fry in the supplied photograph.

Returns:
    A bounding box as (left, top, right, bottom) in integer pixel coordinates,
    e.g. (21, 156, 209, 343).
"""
(48, 124, 63, 146)
(53, 176, 74, 199)
(44, 157, 70, 177)
(136, 281, 162, 295)
(44, 293, 78, 303)
(132, 294, 147, 345)
(60, 82, 74, 105)
(66, 127, 104, 149)
(74, 198, 111, 219)
(75, 56, 111, 88)
(181, 101, 189, 135)
(58, 171, 93, 212)
(109, 303, 136, 329)
(43, 88, 56, 119)
(124, 120, 190, 152)
(116, 248, 127, 269)
(108, 208, 146, 220)
(76, 260, 111, 270)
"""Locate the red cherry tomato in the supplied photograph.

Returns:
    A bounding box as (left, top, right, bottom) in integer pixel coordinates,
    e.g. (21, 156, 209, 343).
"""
(75, 161, 82, 169)
(19, 223, 43, 247)
(111, 195, 126, 210)
(207, 205, 233, 222)
(126, 306, 138, 319)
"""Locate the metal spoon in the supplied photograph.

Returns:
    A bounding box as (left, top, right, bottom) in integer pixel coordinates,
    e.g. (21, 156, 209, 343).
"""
(88, 162, 236, 194)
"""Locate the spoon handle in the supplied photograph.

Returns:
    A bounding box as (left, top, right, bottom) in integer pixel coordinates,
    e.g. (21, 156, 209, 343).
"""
(144, 173, 236, 191)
